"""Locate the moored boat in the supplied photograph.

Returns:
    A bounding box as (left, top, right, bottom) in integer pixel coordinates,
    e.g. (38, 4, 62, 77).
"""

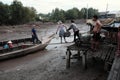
(0, 34, 55, 61)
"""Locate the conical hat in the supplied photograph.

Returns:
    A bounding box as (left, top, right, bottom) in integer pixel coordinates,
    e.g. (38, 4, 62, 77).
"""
(8, 40, 12, 43)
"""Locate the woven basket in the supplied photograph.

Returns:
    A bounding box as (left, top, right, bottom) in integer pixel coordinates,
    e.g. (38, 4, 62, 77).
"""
(64, 31, 71, 37)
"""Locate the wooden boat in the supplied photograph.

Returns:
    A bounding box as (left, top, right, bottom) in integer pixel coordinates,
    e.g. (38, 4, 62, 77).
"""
(101, 21, 120, 32)
(0, 34, 55, 61)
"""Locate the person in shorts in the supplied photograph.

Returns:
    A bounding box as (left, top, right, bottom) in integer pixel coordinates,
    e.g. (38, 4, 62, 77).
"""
(91, 15, 102, 51)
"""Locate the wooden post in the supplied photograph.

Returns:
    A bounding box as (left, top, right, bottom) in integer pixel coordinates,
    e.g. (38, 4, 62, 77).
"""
(107, 57, 120, 80)
(77, 50, 81, 60)
(82, 51, 87, 69)
(66, 49, 71, 69)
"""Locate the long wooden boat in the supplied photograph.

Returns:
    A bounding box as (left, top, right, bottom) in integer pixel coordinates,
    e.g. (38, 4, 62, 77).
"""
(101, 21, 120, 32)
(0, 34, 55, 61)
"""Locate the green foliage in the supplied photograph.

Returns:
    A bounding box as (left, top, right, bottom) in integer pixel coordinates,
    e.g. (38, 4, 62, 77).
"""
(10, 0, 24, 24)
(88, 8, 99, 19)
(0, 2, 10, 25)
(43, 7, 99, 22)
(38, 13, 50, 22)
(80, 8, 88, 19)
(0, 0, 99, 25)
(49, 8, 66, 22)
(0, 0, 37, 25)
(66, 8, 79, 20)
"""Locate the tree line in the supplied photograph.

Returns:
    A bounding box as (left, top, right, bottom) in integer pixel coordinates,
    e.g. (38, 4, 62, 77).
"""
(0, 0, 37, 25)
(0, 0, 99, 25)
(39, 7, 99, 22)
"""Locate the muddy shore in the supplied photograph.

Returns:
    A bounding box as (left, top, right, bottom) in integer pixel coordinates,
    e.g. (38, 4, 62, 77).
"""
(0, 23, 108, 80)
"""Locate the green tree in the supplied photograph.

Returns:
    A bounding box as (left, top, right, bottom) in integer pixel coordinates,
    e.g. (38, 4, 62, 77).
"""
(45, 7, 99, 22)
(66, 7, 79, 20)
(50, 8, 65, 22)
(0, 0, 100, 25)
(38, 13, 50, 22)
(0, 0, 38, 25)
(80, 8, 88, 19)
(0, 2, 10, 25)
(80, 8, 99, 19)
(88, 8, 99, 19)
(10, 0, 24, 24)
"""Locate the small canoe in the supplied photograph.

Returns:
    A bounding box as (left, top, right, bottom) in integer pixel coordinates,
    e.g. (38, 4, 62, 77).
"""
(0, 34, 55, 61)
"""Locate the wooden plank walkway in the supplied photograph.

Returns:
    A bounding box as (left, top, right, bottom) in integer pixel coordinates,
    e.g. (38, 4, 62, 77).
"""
(65, 42, 117, 71)
(87, 44, 116, 63)
(107, 57, 120, 80)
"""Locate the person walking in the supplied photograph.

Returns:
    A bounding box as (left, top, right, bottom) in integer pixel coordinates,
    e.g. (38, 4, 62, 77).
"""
(56, 21, 67, 43)
(91, 15, 102, 51)
(31, 25, 41, 44)
(67, 20, 80, 42)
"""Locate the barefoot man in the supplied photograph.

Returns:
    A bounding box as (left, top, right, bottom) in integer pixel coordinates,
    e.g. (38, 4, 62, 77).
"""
(91, 15, 102, 51)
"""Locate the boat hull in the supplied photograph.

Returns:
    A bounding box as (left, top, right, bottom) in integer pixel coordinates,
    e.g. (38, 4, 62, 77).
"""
(0, 34, 54, 61)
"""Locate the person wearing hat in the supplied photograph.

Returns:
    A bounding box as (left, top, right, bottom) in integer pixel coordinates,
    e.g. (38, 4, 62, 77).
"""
(56, 21, 67, 43)
(8, 40, 14, 48)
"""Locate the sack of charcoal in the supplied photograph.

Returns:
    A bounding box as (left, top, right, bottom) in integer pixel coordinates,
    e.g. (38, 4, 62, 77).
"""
(64, 31, 71, 37)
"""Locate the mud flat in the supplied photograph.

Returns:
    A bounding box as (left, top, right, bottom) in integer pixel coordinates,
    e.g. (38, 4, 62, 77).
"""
(0, 23, 108, 80)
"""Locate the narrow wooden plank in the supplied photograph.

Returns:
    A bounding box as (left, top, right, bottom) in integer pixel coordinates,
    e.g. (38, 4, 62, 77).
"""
(107, 57, 120, 80)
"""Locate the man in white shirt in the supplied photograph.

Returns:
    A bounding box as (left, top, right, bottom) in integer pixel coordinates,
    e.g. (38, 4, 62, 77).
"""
(67, 20, 80, 42)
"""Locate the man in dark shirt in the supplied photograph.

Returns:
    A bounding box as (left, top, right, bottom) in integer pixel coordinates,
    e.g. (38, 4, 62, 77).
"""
(32, 25, 41, 44)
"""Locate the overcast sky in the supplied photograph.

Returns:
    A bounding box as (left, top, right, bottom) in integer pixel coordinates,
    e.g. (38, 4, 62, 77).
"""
(1, 0, 120, 14)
